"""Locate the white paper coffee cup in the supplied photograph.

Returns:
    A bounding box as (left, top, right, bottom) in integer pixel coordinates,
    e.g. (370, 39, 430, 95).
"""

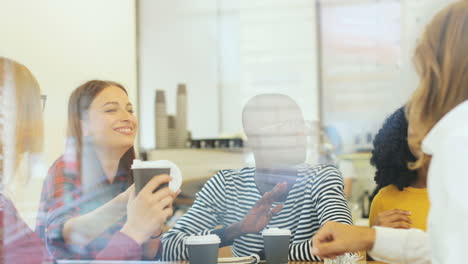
(131, 159, 182, 193)
(186, 235, 220, 264)
(262, 228, 291, 264)
(262, 228, 292, 236)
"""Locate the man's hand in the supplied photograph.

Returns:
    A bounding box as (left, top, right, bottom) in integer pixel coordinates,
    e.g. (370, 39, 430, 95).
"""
(240, 182, 287, 233)
(311, 222, 376, 259)
(224, 182, 288, 241)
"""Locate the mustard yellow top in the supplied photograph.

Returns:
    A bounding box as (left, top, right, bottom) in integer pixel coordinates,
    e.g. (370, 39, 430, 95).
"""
(369, 185, 430, 231)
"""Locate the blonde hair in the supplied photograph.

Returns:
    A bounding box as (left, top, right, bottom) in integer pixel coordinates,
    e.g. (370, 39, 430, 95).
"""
(407, 1, 468, 169)
(0, 57, 43, 179)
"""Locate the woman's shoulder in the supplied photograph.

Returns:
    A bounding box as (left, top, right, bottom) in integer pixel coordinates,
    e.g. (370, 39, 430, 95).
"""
(47, 155, 66, 174)
(42, 155, 81, 191)
(374, 185, 400, 201)
(379, 185, 400, 194)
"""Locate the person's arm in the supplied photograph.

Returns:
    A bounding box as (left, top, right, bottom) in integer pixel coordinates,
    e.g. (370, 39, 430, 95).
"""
(369, 226, 430, 264)
(314, 167, 353, 226)
(95, 175, 177, 260)
(286, 166, 352, 261)
(44, 180, 130, 246)
(62, 189, 129, 246)
(36, 161, 130, 259)
(311, 222, 431, 264)
(297, 167, 352, 261)
(95, 175, 175, 261)
(141, 234, 162, 260)
(94, 232, 142, 261)
(426, 138, 468, 263)
(42, 187, 130, 259)
(312, 221, 375, 259)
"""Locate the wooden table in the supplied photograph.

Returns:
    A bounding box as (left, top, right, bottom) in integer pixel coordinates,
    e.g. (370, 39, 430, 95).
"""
(57, 261, 386, 264)
(289, 261, 385, 264)
(170, 260, 385, 263)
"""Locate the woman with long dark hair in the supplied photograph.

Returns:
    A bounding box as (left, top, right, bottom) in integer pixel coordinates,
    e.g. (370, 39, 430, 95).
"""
(36, 80, 176, 260)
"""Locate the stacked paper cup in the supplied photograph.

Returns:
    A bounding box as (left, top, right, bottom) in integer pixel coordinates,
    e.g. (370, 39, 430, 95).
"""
(155, 90, 169, 149)
(167, 115, 176, 148)
(175, 84, 187, 148)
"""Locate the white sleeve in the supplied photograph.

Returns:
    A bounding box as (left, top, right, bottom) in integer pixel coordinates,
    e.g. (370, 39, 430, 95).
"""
(369, 227, 431, 264)
(426, 137, 468, 263)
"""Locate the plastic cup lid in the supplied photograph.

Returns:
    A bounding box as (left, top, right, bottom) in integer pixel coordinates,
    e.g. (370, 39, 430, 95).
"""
(131, 159, 182, 192)
(185, 234, 221, 245)
(262, 227, 291, 236)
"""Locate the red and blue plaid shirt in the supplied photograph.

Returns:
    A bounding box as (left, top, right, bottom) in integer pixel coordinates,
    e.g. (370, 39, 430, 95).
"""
(35, 156, 133, 260)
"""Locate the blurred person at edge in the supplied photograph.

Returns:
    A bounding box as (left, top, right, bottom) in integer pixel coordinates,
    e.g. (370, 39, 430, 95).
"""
(0, 57, 48, 263)
(0, 58, 176, 263)
(35, 80, 178, 260)
(312, 1, 468, 263)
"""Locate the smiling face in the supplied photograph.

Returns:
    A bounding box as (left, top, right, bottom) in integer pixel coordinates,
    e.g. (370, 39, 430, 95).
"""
(82, 85, 137, 152)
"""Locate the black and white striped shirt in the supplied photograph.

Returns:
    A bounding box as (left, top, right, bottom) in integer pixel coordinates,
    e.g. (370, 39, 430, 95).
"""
(162, 164, 352, 261)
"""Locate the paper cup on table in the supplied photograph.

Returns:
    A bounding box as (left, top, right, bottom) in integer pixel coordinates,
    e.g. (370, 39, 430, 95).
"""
(185, 234, 220, 264)
(131, 159, 182, 194)
(262, 228, 291, 264)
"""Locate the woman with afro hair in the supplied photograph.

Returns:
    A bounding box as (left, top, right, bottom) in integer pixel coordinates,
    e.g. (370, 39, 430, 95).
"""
(368, 107, 429, 231)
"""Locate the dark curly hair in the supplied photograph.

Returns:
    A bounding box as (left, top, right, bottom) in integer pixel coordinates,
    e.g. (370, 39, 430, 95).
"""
(370, 107, 418, 199)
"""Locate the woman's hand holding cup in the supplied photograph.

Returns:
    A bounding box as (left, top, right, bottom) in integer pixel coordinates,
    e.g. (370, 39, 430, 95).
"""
(120, 175, 178, 245)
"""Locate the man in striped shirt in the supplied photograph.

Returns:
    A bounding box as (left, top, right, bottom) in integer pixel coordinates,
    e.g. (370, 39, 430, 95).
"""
(162, 94, 352, 261)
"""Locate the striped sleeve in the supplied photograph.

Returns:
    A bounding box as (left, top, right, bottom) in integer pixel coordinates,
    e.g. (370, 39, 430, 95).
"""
(285, 166, 352, 261)
(287, 167, 350, 261)
(289, 240, 321, 261)
(161, 170, 227, 261)
(313, 166, 352, 226)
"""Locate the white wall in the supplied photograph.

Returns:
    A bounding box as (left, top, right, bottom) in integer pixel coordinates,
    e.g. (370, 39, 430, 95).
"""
(400, 0, 458, 93)
(238, 0, 320, 123)
(139, 0, 319, 150)
(0, 0, 137, 226)
(139, 0, 220, 150)
(220, 0, 320, 135)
